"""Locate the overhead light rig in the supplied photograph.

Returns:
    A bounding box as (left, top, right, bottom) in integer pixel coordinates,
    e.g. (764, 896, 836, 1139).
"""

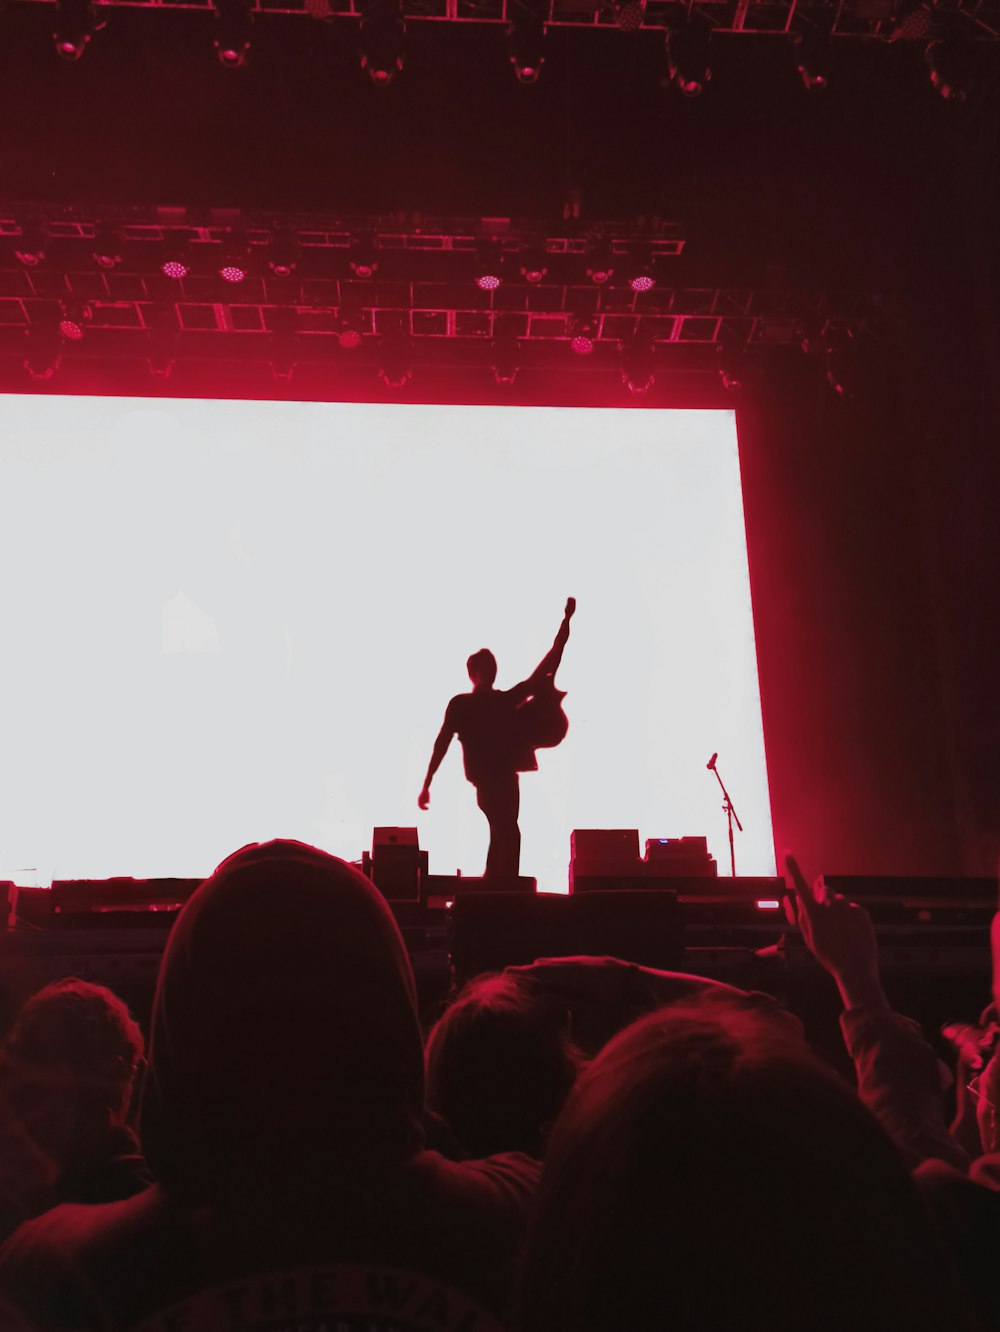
(10, 0, 1000, 38)
(0, 206, 887, 388)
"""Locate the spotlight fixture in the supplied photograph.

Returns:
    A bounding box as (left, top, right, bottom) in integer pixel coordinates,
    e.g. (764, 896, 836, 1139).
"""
(824, 328, 855, 399)
(716, 341, 746, 392)
(350, 236, 379, 279)
(569, 318, 596, 356)
(270, 332, 299, 382)
(518, 242, 549, 285)
(360, 0, 405, 85)
(213, 0, 252, 67)
(378, 326, 413, 388)
(161, 236, 191, 280)
(147, 328, 180, 379)
(620, 334, 655, 394)
(14, 219, 46, 268)
(58, 299, 92, 341)
(53, 0, 104, 60)
(218, 232, 250, 283)
(627, 246, 656, 293)
(585, 238, 615, 285)
(925, 38, 970, 103)
(23, 325, 64, 381)
(336, 320, 364, 350)
(491, 318, 521, 385)
(475, 240, 505, 291)
(507, 0, 547, 83)
(608, 0, 646, 32)
(91, 223, 123, 270)
(792, 30, 831, 91)
(268, 231, 299, 278)
(665, 20, 712, 97)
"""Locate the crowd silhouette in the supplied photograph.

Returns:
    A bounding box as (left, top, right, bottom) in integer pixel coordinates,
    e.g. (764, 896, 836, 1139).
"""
(0, 840, 997, 1330)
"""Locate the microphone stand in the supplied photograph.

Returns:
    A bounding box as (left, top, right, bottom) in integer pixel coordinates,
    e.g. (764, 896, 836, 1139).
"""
(709, 760, 743, 877)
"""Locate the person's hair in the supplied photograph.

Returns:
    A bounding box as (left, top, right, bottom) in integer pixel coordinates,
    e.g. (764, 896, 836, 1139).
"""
(425, 973, 581, 1158)
(467, 649, 497, 685)
(0, 979, 143, 1166)
(517, 992, 973, 1332)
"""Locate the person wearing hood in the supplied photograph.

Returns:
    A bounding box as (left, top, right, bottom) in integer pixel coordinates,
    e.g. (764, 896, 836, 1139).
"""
(0, 841, 539, 1331)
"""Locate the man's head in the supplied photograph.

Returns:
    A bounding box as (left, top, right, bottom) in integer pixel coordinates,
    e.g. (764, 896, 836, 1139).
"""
(0, 979, 144, 1163)
(467, 649, 497, 688)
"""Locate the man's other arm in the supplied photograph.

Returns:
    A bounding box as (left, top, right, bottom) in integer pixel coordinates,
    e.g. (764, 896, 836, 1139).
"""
(419, 701, 458, 809)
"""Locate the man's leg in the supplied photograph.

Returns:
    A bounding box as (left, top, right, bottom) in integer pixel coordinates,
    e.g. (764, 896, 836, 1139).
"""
(476, 774, 521, 885)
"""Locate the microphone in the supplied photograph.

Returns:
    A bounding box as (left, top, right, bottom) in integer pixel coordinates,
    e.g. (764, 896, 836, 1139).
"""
(707, 752, 718, 770)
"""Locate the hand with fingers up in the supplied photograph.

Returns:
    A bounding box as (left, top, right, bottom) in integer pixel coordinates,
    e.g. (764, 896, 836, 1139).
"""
(783, 852, 887, 1011)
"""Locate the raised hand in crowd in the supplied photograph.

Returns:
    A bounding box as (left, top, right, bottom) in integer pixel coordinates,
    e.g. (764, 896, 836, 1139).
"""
(783, 852, 886, 1011)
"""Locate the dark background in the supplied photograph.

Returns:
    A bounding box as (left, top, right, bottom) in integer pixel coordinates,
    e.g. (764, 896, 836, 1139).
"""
(1, 7, 997, 879)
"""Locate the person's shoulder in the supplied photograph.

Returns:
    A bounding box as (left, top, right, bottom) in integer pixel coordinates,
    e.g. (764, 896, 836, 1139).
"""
(414, 1150, 540, 1215)
(1, 1185, 164, 1268)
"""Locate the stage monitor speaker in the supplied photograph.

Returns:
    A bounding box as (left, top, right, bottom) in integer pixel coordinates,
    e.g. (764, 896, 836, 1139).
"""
(367, 828, 426, 903)
(571, 829, 640, 860)
(43, 878, 202, 925)
(449, 889, 682, 983)
(645, 836, 718, 878)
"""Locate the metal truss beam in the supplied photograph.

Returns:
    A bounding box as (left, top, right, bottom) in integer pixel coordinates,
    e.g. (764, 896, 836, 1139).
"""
(6, 0, 999, 39)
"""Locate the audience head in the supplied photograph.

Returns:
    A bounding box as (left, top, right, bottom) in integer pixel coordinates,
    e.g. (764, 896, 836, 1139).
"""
(139, 839, 426, 1203)
(518, 991, 970, 1332)
(425, 973, 581, 1158)
(0, 979, 143, 1174)
(467, 649, 497, 688)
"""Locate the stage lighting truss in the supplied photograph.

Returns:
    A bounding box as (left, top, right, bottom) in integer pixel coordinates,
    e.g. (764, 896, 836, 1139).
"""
(213, 0, 253, 67)
(507, 0, 548, 83)
(0, 210, 887, 383)
(360, 0, 405, 85)
(53, 0, 105, 60)
(665, 19, 712, 96)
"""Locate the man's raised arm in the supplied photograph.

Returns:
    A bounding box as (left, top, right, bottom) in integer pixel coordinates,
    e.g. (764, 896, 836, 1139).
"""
(418, 702, 457, 810)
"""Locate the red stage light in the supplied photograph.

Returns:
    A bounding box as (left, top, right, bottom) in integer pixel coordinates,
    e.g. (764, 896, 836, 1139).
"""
(219, 264, 246, 283)
(630, 273, 656, 293)
(58, 318, 85, 341)
(570, 332, 595, 356)
(162, 259, 189, 280)
(338, 328, 363, 350)
(477, 273, 502, 291)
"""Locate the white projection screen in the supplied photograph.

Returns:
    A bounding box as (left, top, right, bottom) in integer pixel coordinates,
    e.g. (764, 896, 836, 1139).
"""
(0, 395, 775, 890)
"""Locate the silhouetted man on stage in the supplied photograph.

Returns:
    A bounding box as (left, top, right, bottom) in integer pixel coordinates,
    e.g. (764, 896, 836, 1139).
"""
(418, 599, 576, 886)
